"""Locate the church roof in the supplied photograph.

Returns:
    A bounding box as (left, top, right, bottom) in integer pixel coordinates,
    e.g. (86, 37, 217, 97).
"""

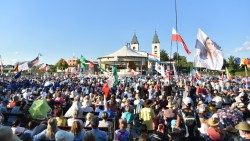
(100, 46, 146, 58)
(131, 33, 139, 44)
(152, 31, 160, 43)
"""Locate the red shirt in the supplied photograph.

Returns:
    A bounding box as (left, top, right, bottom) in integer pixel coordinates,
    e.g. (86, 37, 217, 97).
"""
(207, 127, 223, 141)
(7, 101, 16, 108)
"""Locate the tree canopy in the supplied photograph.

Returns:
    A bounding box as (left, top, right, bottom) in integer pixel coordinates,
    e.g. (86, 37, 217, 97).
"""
(55, 58, 68, 71)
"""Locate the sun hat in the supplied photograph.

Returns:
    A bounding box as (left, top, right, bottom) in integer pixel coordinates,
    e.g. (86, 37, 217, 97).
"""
(207, 117, 220, 127)
(235, 122, 250, 131)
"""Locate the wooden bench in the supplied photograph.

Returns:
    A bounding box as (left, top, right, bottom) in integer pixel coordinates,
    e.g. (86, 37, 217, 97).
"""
(82, 112, 99, 116)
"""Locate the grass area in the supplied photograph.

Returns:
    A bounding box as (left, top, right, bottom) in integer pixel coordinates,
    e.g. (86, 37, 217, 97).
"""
(234, 70, 250, 76)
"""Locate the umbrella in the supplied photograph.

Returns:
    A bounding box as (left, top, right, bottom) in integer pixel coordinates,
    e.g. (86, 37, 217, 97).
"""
(216, 107, 243, 127)
(29, 99, 51, 120)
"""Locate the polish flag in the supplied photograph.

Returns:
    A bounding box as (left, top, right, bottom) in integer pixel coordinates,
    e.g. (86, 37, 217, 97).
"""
(171, 28, 191, 55)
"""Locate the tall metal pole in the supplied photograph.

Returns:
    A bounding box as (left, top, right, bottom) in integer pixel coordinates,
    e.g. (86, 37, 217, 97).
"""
(175, 0, 179, 74)
(0, 55, 3, 75)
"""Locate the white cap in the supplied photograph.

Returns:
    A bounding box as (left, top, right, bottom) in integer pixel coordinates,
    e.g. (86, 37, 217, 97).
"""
(21, 89, 27, 93)
(183, 97, 192, 105)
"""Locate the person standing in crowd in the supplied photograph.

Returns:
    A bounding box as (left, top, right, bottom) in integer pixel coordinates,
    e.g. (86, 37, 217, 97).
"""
(7, 95, 19, 109)
(207, 116, 224, 141)
(54, 108, 67, 126)
(121, 105, 134, 124)
(8, 101, 22, 124)
(235, 121, 250, 141)
(83, 131, 96, 141)
(133, 93, 144, 115)
(67, 110, 83, 127)
(55, 130, 74, 141)
(176, 97, 201, 141)
(0, 126, 21, 141)
(33, 118, 59, 141)
(99, 111, 112, 128)
(140, 99, 155, 131)
(70, 121, 85, 141)
(90, 116, 108, 141)
(83, 112, 94, 127)
(114, 119, 132, 141)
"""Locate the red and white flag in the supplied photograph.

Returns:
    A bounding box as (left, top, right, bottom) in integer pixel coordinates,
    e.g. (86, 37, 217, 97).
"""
(171, 28, 191, 55)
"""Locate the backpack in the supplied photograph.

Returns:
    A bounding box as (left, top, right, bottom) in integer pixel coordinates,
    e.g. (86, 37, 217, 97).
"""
(181, 110, 197, 127)
(181, 110, 197, 137)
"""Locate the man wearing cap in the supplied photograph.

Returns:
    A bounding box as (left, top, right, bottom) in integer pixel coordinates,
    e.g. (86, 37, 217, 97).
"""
(176, 97, 201, 141)
(235, 122, 250, 141)
(90, 116, 108, 141)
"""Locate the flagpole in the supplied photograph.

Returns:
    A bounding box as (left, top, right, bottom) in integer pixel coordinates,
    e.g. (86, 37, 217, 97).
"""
(170, 36, 173, 78)
(174, 0, 179, 73)
(0, 55, 3, 75)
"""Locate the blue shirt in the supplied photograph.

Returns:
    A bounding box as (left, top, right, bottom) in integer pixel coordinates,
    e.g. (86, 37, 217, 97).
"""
(115, 129, 130, 141)
(73, 131, 85, 141)
(91, 129, 108, 141)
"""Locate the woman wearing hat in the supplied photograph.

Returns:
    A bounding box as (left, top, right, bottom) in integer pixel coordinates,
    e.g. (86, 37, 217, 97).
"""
(163, 101, 176, 132)
(235, 121, 250, 140)
(207, 117, 224, 141)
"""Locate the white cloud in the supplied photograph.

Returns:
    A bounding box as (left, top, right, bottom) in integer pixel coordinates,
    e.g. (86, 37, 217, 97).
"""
(235, 40, 250, 52)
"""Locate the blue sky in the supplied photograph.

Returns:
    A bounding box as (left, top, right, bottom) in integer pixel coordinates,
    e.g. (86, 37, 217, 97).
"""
(0, 0, 249, 65)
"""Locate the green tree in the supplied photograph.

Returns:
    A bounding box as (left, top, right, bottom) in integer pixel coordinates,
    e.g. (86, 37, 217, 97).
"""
(228, 56, 239, 70)
(48, 65, 57, 73)
(160, 49, 169, 61)
(222, 59, 228, 69)
(173, 52, 179, 61)
(55, 58, 68, 71)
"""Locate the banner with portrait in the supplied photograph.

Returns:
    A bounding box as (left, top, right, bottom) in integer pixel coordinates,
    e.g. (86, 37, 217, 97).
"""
(194, 29, 223, 70)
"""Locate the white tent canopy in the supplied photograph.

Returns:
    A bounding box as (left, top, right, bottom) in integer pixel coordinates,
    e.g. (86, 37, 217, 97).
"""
(99, 46, 147, 58)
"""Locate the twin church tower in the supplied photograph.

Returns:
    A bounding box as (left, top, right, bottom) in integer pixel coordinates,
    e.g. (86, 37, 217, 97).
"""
(130, 32, 161, 58)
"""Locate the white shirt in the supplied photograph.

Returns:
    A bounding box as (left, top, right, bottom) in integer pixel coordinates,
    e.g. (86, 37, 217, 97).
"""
(23, 92, 32, 99)
(67, 118, 83, 127)
(98, 120, 112, 127)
